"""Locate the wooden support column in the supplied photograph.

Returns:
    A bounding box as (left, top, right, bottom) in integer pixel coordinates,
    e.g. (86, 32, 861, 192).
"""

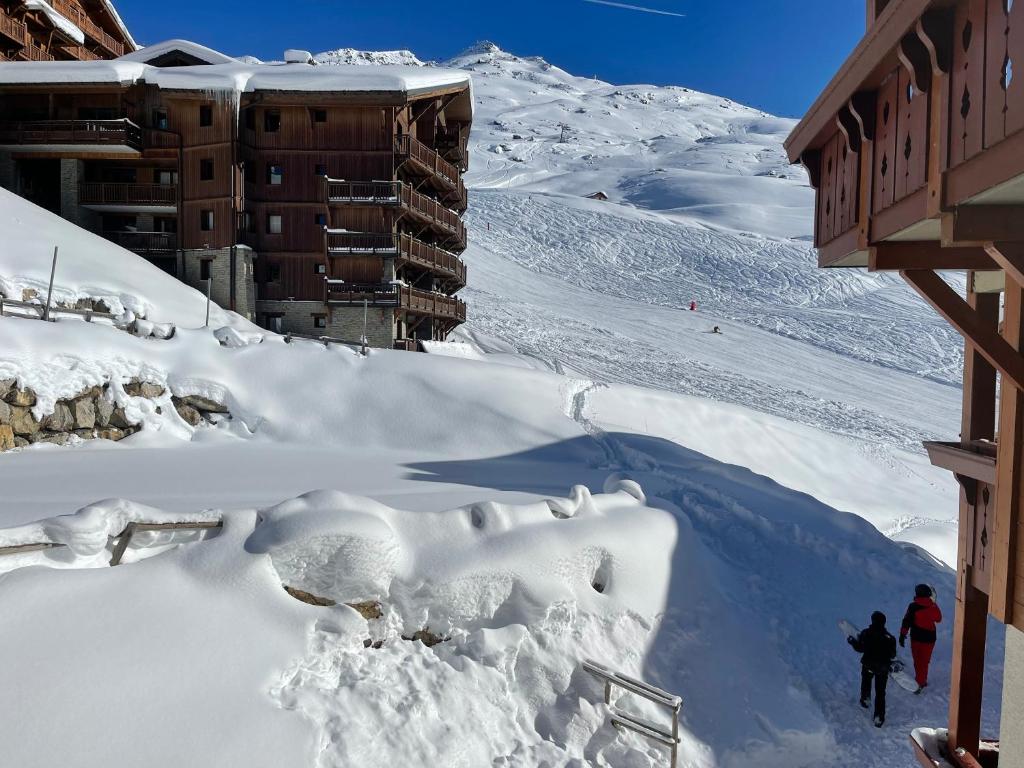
(991, 276, 1023, 625)
(984, 242, 1024, 290)
(948, 279, 998, 756)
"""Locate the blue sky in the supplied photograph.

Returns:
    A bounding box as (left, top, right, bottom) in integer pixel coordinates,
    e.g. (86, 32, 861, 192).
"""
(114, 0, 863, 117)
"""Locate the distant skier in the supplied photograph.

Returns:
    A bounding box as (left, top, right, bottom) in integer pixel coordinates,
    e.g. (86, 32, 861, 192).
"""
(848, 610, 897, 727)
(689, 301, 697, 311)
(712, 326, 721, 334)
(900, 584, 942, 693)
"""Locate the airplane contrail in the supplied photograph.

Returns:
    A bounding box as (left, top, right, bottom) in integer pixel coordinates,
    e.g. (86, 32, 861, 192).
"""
(582, 0, 685, 17)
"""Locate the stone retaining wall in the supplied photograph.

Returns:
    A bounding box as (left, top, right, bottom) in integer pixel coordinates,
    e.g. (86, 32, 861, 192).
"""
(0, 378, 230, 452)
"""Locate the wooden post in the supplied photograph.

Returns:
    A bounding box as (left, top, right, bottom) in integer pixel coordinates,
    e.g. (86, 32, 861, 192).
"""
(991, 275, 1023, 625)
(204, 278, 211, 328)
(948, 278, 998, 756)
(42, 246, 57, 322)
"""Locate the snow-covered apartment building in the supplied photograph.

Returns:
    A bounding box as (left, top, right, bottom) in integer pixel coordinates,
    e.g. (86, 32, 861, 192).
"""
(787, 0, 1024, 766)
(0, 6, 471, 349)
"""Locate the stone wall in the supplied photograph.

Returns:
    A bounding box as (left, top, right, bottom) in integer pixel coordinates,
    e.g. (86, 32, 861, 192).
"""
(181, 246, 256, 320)
(0, 378, 230, 452)
(256, 299, 396, 347)
(1002, 625, 1024, 768)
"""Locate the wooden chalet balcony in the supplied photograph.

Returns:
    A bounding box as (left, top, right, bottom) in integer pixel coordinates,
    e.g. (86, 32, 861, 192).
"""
(324, 281, 467, 322)
(785, 0, 1024, 269)
(435, 124, 469, 170)
(323, 179, 467, 248)
(0, 119, 142, 149)
(18, 41, 53, 61)
(0, 8, 26, 47)
(50, 0, 124, 57)
(80, 182, 176, 207)
(63, 45, 102, 61)
(394, 134, 467, 209)
(102, 231, 178, 254)
(325, 231, 467, 286)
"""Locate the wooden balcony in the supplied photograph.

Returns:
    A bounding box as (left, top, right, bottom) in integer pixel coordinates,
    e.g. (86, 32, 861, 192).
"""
(102, 231, 178, 254)
(394, 134, 467, 210)
(0, 8, 26, 47)
(785, 0, 1024, 268)
(80, 183, 176, 208)
(324, 281, 467, 322)
(0, 119, 142, 150)
(323, 179, 467, 249)
(49, 0, 124, 57)
(17, 40, 53, 62)
(435, 124, 469, 170)
(325, 231, 467, 286)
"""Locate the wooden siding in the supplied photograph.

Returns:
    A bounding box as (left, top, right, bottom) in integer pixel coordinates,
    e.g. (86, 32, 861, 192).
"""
(255, 253, 327, 301)
(815, 131, 859, 246)
(951, 0, 988, 167)
(894, 67, 928, 201)
(244, 151, 392, 202)
(242, 106, 392, 151)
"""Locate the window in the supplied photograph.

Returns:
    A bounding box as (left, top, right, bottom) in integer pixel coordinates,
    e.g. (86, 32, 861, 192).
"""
(152, 108, 168, 130)
(268, 315, 283, 333)
(313, 315, 327, 329)
(244, 109, 255, 130)
(311, 108, 327, 123)
(157, 170, 177, 186)
(314, 163, 327, 177)
(200, 210, 214, 231)
(314, 263, 326, 275)
(199, 104, 213, 127)
(267, 164, 283, 185)
(267, 263, 281, 282)
(200, 259, 212, 281)
(264, 110, 281, 132)
(267, 214, 282, 234)
(200, 158, 214, 181)
(155, 217, 175, 233)
(314, 213, 327, 226)
(242, 211, 254, 233)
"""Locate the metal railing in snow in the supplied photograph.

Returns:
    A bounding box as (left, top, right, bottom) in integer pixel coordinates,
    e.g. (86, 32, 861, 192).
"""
(582, 659, 682, 767)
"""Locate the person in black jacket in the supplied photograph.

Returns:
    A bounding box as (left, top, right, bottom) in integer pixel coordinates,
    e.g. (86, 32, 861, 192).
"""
(848, 611, 897, 727)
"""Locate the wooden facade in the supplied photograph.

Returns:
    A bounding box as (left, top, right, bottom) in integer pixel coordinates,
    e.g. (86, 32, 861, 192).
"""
(787, 1, 1024, 766)
(0, 0, 133, 62)
(0, 40, 473, 347)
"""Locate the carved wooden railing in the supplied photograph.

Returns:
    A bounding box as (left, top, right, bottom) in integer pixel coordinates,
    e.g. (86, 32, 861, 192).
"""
(0, 119, 142, 148)
(50, 0, 124, 57)
(324, 179, 466, 246)
(394, 134, 467, 208)
(18, 40, 53, 61)
(324, 282, 467, 321)
(80, 182, 176, 206)
(0, 8, 26, 45)
(325, 231, 466, 284)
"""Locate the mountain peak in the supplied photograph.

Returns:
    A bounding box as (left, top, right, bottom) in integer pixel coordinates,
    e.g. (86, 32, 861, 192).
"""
(312, 48, 424, 67)
(458, 40, 503, 56)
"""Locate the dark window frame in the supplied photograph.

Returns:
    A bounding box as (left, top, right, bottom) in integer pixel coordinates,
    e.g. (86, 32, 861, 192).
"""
(199, 158, 215, 181)
(200, 209, 214, 231)
(199, 104, 213, 127)
(200, 259, 212, 281)
(266, 213, 282, 235)
(264, 110, 281, 132)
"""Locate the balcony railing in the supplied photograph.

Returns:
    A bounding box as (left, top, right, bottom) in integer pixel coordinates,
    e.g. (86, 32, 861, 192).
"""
(324, 282, 467, 322)
(0, 119, 142, 149)
(0, 9, 26, 46)
(394, 134, 467, 209)
(102, 231, 178, 253)
(18, 41, 53, 61)
(50, 0, 124, 57)
(324, 179, 466, 246)
(80, 183, 177, 207)
(325, 231, 466, 285)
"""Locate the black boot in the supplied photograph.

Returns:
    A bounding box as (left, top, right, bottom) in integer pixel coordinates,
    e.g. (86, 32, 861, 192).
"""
(873, 715, 884, 728)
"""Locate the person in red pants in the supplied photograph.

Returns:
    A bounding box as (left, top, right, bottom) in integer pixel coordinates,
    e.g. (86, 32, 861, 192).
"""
(900, 584, 942, 693)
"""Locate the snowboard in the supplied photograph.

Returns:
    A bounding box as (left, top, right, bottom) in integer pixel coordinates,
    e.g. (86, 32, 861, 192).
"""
(839, 619, 920, 693)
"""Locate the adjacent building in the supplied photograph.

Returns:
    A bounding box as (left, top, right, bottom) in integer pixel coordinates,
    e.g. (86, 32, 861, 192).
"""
(787, 1, 1024, 766)
(0, 0, 134, 62)
(0, 37, 472, 348)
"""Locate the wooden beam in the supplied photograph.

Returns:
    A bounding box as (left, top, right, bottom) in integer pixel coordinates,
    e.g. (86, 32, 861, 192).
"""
(900, 269, 1024, 393)
(947, 282, 997, 757)
(869, 243, 997, 271)
(943, 206, 1024, 245)
(991, 276, 1024, 624)
(984, 242, 1024, 290)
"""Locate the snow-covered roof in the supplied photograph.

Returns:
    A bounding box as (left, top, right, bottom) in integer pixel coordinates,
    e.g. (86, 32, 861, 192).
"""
(118, 39, 238, 66)
(0, 39, 472, 105)
(25, 0, 84, 45)
(101, 0, 137, 51)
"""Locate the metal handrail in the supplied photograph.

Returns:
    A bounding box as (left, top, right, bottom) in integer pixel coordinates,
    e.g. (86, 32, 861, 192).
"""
(582, 659, 682, 767)
(0, 118, 142, 148)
